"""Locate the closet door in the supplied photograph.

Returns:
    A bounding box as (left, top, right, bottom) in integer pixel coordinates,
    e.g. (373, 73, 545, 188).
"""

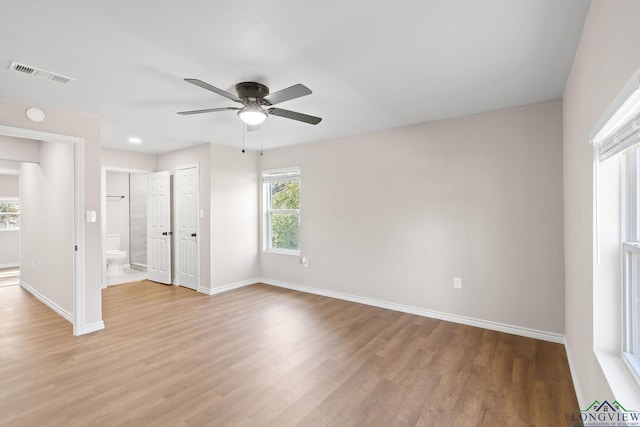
(176, 165, 198, 290)
(147, 171, 172, 284)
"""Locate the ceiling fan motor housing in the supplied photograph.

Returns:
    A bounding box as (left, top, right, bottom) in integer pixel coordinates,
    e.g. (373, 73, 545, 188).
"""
(235, 82, 270, 103)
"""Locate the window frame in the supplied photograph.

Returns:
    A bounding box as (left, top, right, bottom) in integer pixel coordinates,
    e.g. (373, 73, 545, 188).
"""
(262, 168, 301, 255)
(0, 197, 20, 232)
(622, 147, 640, 386)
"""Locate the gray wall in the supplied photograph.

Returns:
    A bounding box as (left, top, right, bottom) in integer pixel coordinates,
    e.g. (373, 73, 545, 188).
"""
(20, 141, 74, 316)
(210, 143, 260, 289)
(260, 99, 565, 334)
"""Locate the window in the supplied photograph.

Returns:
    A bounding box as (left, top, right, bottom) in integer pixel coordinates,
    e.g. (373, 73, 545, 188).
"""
(591, 70, 640, 385)
(0, 198, 20, 231)
(623, 148, 640, 381)
(262, 168, 300, 254)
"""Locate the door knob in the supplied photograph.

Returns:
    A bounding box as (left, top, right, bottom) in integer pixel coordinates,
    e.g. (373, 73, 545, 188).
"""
(191, 233, 197, 237)
(162, 231, 173, 236)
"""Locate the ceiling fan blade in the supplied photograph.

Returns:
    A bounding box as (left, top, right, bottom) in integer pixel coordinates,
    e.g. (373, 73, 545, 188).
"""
(268, 108, 322, 125)
(177, 107, 240, 115)
(184, 78, 242, 103)
(264, 84, 312, 105)
(247, 124, 261, 132)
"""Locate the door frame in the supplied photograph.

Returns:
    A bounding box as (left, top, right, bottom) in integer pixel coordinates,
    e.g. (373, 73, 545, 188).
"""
(100, 166, 153, 288)
(176, 163, 199, 290)
(0, 124, 85, 335)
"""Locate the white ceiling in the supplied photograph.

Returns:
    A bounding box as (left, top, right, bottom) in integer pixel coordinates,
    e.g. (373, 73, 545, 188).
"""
(0, 0, 591, 154)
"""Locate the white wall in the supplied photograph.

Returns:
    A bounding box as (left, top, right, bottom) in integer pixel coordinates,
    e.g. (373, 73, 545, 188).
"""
(0, 96, 102, 332)
(0, 174, 18, 196)
(210, 144, 260, 290)
(0, 136, 40, 163)
(563, 0, 640, 408)
(260, 99, 565, 335)
(101, 148, 156, 172)
(0, 173, 19, 267)
(157, 143, 212, 289)
(20, 141, 74, 316)
(106, 171, 130, 266)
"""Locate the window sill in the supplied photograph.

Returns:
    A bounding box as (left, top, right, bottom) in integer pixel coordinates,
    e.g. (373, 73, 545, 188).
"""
(264, 249, 300, 256)
(0, 228, 20, 232)
(594, 348, 640, 408)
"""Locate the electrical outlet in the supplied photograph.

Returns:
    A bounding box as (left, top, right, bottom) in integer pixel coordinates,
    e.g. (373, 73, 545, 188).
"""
(453, 277, 462, 289)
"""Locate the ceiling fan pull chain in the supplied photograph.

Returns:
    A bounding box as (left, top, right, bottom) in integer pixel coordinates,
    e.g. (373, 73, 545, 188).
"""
(241, 123, 246, 153)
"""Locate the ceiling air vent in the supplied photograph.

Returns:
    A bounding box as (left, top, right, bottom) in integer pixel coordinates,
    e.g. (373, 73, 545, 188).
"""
(9, 61, 75, 85)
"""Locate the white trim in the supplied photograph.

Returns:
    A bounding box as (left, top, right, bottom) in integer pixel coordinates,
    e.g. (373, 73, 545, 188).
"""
(0, 125, 87, 336)
(564, 339, 586, 409)
(195, 276, 566, 344)
(594, 348, 640, 409)
(264, 248, 301, 256)
(260, 278, 566, 344)
(73, 132, 86, 336)
(20, 280, 73, 323)
(83, 321, 105, 334)
(200, 278, 259, 295)
(0, 168, 20, 175)
(0, 263, 19, 269)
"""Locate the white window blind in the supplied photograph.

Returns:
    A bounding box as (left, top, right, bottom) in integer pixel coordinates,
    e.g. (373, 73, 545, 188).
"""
(262, 168, 300, 183)
(591, 71, 640, 162)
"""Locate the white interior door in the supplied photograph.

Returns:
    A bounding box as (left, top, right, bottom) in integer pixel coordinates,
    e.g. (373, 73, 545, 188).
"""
(147, 171, 172, 284)
(176, 165, 198, 290)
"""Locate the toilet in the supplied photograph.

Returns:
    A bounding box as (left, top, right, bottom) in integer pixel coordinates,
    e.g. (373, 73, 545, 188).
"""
(106, 233, 127, 276)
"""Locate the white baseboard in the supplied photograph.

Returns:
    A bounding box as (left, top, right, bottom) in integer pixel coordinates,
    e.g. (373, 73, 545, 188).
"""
(82, 321, 105, 334)
(564, 338, 586, 408)
(200, 278, 260, 296)
(196, 276, 565, 344)
(0, 263, 19, 269)
(20, 280, 73, 324)
(260, 278, 566, 344)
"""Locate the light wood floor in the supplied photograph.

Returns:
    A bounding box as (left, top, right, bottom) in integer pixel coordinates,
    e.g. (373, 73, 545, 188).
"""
(0, 281, 579, 426)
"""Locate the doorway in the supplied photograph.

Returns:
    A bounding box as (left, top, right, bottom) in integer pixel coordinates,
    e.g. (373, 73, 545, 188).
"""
(101, 167, 151, 287)
(0, 125, 86, 335)
(0, 166, 20, 287)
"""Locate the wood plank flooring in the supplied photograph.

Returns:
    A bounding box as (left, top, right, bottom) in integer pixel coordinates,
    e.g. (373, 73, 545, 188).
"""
(0, 281, 579, 426)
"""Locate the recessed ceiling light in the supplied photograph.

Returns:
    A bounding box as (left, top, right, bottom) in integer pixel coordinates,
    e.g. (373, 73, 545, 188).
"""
(128, 137, 142, 144)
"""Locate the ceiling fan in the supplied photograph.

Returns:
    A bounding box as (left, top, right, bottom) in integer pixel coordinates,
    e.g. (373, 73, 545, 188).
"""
(178, 79, 322, 128)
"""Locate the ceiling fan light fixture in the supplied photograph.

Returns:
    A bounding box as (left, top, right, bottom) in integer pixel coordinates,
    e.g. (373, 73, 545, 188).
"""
(238, 105, 268, 125)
